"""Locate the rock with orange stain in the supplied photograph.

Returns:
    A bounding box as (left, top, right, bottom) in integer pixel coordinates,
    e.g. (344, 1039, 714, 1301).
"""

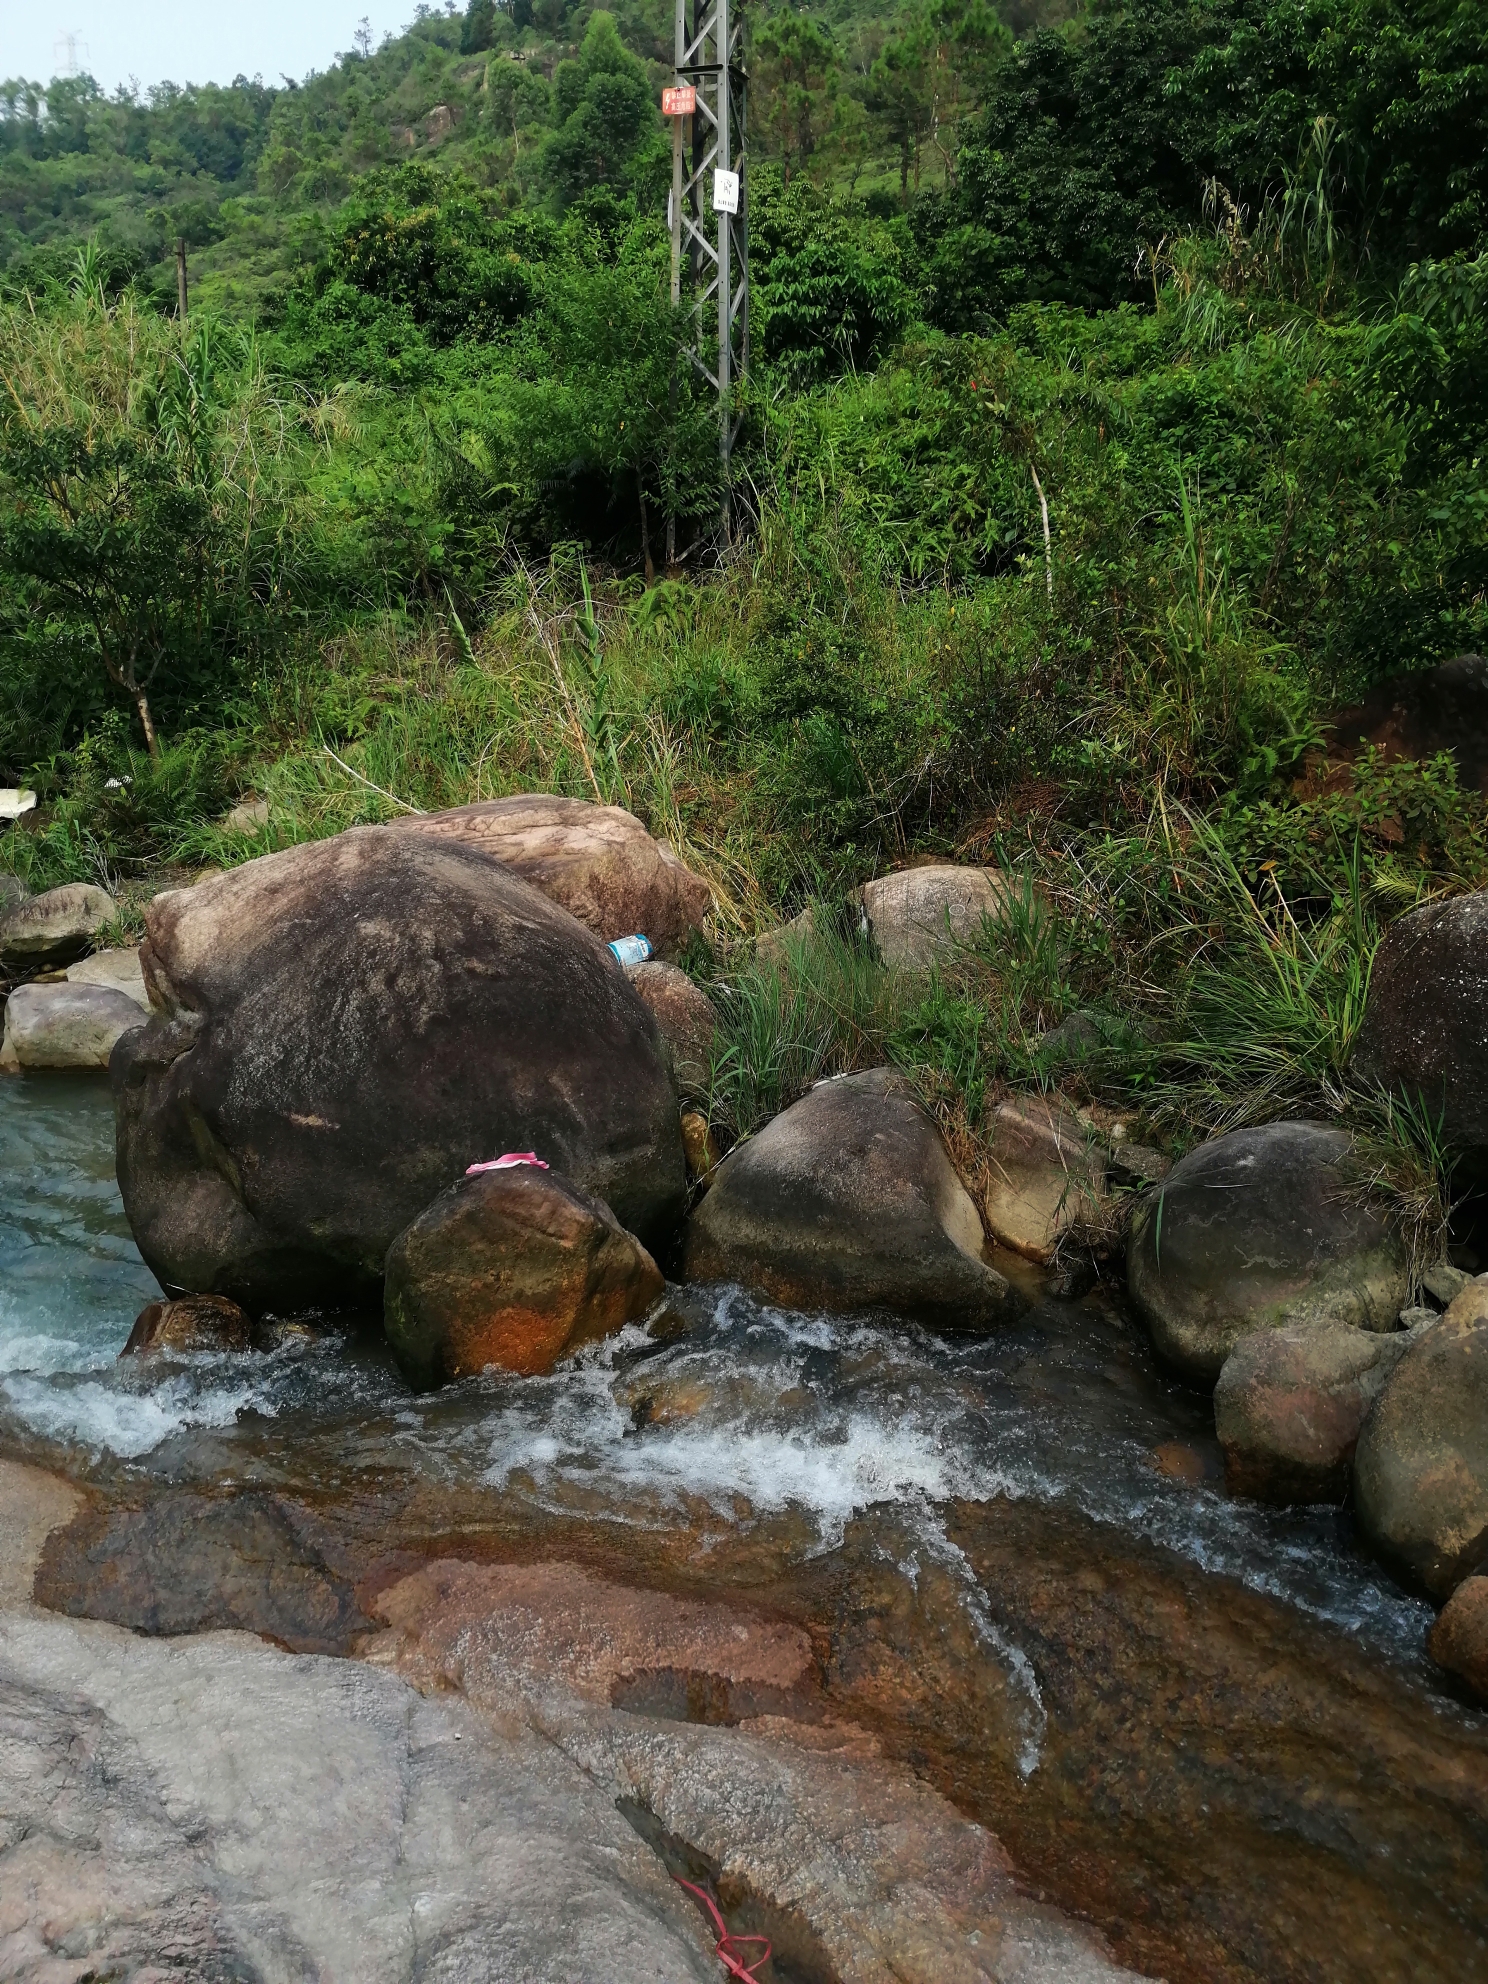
(384, 1165, 664, 1387)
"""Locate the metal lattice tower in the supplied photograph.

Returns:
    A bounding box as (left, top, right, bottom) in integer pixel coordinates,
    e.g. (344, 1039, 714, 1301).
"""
(669, 0, 748, 489)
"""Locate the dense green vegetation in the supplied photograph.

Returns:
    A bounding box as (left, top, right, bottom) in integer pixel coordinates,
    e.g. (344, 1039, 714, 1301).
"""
(2, 0, 1486, 1220)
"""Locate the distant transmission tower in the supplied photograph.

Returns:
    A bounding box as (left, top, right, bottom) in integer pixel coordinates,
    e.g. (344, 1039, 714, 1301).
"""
(666, 0, 748, 513)
(54, 31, 89, 78)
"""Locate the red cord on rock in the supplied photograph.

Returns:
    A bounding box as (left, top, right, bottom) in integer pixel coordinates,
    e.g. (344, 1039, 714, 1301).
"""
(673, 1875, 772, 1982)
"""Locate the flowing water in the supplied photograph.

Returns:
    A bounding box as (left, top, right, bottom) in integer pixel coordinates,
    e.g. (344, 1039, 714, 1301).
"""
(3, 1070, 1486, 1984)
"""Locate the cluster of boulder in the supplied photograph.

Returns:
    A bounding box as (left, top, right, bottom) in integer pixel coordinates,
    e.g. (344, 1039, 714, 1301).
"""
(5, 789, 1487, 1702)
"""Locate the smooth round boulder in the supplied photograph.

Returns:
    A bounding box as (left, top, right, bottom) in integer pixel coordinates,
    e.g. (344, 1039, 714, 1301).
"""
(1127, 1122, 1408, 1385)
(1351, 890, 1488, 1163)
(122, 1295, 254, 1356)
(626, 960, 718, 1093)
(385, 1165, 664, 1386)
(396, 795, 711, 958)
(2, 981, 146, 1070)
(861, 865, 1015, 970)
(1354, 1284, 1488, 1596)
(112, 826, 685, 1313)
(67, 946, 151, 1009)
(1214, 1322, 1411, 1505)
(682, 1067, 1019, 1329)
(1429, 1576, 1488, 1702)
(0, 882, 115, 968)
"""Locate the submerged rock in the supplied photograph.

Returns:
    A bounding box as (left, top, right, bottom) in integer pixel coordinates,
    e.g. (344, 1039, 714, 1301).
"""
(983, 1093, 1111, 1263)
(861, 863, 1016, 969)
(1352, 889, 1488, 1167)
(384, 1164, 664, 1386)
(1429, 1575, 1488, 1702)
(1354, 1283, 1488, 1596)
(682, 1067, 1019, 1328)
(122, 1294, 254, 1356)
(0, 881, 115, 968)
(1214, 1322, 1410, 1505)
(1127, 1122, 1408, 1385)
(626, 958, 718, 1091)
(396, 793, 711, 957)
(2, 980, 145, 1070)
(113, 826, 685, 1313)
(66, 944, 151, 1009)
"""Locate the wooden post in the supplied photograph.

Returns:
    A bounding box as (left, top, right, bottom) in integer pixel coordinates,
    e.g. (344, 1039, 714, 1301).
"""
(176, 237, 189, 323)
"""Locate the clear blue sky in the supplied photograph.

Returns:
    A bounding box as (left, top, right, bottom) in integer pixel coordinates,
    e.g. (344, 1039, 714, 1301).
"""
(3, 2, 424, 94)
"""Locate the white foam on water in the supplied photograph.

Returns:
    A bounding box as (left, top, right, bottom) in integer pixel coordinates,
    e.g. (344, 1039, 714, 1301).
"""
(1, 1366, 275, 1460)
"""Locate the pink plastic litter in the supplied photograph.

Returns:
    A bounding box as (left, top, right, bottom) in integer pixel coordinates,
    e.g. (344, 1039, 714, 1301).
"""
(466, 1153, 550, 1175)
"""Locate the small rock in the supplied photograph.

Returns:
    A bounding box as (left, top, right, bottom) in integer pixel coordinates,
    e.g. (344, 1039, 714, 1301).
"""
(122, 1294, 254, 1355)
(1107, 1143, 1171, 1187)
(385, 1165, 665, 1387)
(1215, 1322, 1410, 1505)
(627, 960, 717, 1092)
(1398, 1306, 1438, 1331)
(983, 1094, 1111, 1264)
(1422, 1259, 1470, 1307)
(0, 881, 116, 967)
(223, 796, 270, 833)
(1127, 1122, 1409, 1385)
(754, 905, 817, 968)
(396, 794, 711, 959)
(0, 787, 37, 820)
(1429, 1575, 1488, 1701)
(682, 1067, 1019, 1329)
(1354, 1278, 1488, 1596)
(861, 864, 1016, 969)
(0, 871, 29, 916)
(2, 981, 146, 1069)
(66, 945, 151, 1010)
(680, 1110, 721, 1183)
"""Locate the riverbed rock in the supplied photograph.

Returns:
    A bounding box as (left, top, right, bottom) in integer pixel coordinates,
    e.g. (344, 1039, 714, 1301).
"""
(67, 943, 150, 1008)
(397, 794, 711, 957)
(983, 1093, 1112, 1263)
(1351, 889, 1488, 1166)
(1354, 1283, 1488, 1596)
(1127, 1122, 1409, 1385)
(862, 863, 1016, 969)
(682, 1067, 1019, 1328)
(0, 880, 115, 968)
(1, 980, 145, 1070)
(1214, 1322, 1411, 1505)
(113, 825, 686, 1313)
(384, 1165, 664, 1386)
(122, 1294, 254, 1356)
(1429, 1575, 1488, 1701)
(626, 958, 717, 1091)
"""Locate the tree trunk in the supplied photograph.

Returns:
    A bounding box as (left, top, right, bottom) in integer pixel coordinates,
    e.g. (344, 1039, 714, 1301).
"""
(639, 477, 655, 586)
(133, 686, 162, 761)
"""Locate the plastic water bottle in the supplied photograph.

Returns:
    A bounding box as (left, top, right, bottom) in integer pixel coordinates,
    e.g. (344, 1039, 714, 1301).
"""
(608, 934, 653, 967)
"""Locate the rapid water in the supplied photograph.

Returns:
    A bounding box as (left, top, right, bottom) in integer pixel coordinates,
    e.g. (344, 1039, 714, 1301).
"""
(0, 1069, 1437, 1682)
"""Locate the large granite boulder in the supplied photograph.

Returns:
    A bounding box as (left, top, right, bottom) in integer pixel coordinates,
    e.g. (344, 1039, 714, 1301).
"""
(1214, 1322, 1411, 1505)
(626, 959, 718, 1093)
(1351, 890, 1488, 1164)
(396, 794, 710, 957)
(1323, 653, 1488, 796)
(1354, 1283, 1488, 1596)
(385, 1165, 664, 1386)
(0, 881, 115, 968)
(682, 1067, 1019, 1328)
(112, 826, 686, 1313)
(67, 945, 150, 1009)
(1127, 1122, 1408, 1385)
(861, 865, 1015, 969)
(2, 981, 145, 1070)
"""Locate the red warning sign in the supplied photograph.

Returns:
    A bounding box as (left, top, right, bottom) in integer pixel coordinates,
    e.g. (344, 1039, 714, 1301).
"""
(662, 85, 697, 116)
